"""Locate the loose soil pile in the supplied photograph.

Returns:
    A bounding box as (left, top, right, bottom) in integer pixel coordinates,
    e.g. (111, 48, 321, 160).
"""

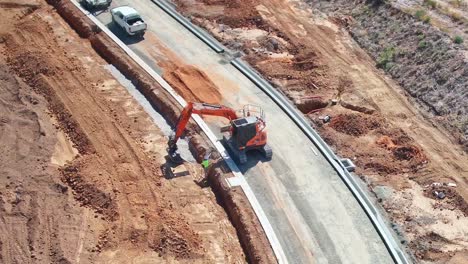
(329, 113, 381, 136)
(163, 65, 222, 104)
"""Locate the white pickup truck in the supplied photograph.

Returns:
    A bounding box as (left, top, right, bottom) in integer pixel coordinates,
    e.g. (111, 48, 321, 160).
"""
(111, 6, 147, 37)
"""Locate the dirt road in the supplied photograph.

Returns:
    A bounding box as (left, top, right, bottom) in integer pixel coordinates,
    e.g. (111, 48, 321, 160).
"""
(0, 1, 245, 263)
(172, 0, 468, 262)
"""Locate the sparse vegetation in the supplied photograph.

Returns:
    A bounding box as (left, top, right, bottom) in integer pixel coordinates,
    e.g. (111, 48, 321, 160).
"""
(454, 35, 464, 44)
(366, 0, 387, 5)
(377, 46, 396, 70)
(415, 10, 431, 23)
(418, 40, 428, 49)
(449, 11, 463, 22)
(449, 0, 464, 8)
(423, 0, 438, 9)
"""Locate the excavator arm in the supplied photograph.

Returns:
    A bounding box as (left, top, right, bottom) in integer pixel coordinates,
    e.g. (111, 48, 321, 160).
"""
(168, 102, 238, 163)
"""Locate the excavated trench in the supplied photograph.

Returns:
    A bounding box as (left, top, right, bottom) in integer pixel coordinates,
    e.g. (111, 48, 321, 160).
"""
(46, 0, 275, 262)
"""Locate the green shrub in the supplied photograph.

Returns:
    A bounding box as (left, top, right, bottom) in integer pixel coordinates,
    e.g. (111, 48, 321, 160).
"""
(377, 46, 396, 70)
(418, 40, 428, 49)
(454, 35, 464, 44)
(415, 10, 431, 23)
(423, 0, 438, 8)
(415, 10, 425, 19)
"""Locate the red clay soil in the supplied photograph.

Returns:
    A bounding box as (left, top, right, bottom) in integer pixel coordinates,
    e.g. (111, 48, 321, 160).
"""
(2, 7, 203, 261)
(329, 113, 382, 136)
(32, 0, 273, 263)
(163, 64, 222, 104)
(318, 111, 428, 177)
(0, 1, 252, 263)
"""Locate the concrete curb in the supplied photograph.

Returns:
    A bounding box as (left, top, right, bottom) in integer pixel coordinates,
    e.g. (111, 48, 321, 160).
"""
(150, 0, 225, 53)
(231, 59, 410, 264)
(69, 1, 287, 263)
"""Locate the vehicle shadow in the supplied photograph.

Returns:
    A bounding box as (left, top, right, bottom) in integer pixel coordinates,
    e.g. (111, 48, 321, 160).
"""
(79, 1, 110, 15)
(89, 9, 108, 16)
(105, 22, 145, 45)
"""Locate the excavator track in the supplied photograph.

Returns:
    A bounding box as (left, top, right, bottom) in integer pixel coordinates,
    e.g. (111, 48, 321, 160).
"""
(223, 135, 246, 164)
(262, 144, 273, 160)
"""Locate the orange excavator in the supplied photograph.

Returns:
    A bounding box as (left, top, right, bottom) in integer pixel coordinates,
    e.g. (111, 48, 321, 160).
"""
(168, 102, 272, 164)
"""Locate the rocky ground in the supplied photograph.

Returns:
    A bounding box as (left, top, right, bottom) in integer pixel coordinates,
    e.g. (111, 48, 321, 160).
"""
(173, 0, 468, 263)
(0, 0, 247, 263)
(309, 0, 468, 151)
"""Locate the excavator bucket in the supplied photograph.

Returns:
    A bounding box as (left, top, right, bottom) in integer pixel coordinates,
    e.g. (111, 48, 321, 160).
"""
(167, 136, 185, 164)
(168, 150, 184, 164)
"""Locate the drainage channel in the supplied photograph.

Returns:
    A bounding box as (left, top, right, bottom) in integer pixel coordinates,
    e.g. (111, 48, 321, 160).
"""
(103, 64, 194, 162)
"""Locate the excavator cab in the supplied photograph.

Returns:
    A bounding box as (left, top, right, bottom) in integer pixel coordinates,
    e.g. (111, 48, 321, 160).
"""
(231, 116, 259, 147)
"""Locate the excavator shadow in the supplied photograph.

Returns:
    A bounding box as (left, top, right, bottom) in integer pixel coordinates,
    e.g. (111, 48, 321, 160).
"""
(161, 157, 191, 179)
(231, 149, 272, 174)
(160, 157, 209, 187)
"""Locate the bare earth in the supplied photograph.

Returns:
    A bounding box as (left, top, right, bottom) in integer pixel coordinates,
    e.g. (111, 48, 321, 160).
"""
(174, 0, 468, 262)
(0, 0, 245, 263)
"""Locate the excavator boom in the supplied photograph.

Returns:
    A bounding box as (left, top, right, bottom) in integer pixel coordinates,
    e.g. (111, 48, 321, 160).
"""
(168, 102, 238, 163)
(172, 102, 238, 143)
(168, 102, 271, 164)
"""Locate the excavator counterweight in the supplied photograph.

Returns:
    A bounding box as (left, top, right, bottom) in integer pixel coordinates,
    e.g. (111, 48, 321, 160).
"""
(168, 102, 272, 164)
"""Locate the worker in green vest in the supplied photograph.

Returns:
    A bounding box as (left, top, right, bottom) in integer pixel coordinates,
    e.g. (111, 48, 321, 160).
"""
(202, 151, 212, 169)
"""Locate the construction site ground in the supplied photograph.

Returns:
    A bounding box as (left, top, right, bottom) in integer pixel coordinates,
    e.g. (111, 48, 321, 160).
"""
(1, 0, 467, 263)
(0, 0, 246, 263)
(94, 0, 398, 263)
(170, 0, 468, 263)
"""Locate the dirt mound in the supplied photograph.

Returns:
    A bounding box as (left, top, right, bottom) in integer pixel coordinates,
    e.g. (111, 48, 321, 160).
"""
(163, 65, 221, 104)
(194, 0, 271, 30)
(377, 135, 427, 164)
(292, 51, 319, 71)
(329, 113, 381, 136)
(363, 162, 398, 175)
(409, 232, 453, 261)
(150, 222, 201, 259)
(60, 163, 118, 221)
(6, 49, 58, 83)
